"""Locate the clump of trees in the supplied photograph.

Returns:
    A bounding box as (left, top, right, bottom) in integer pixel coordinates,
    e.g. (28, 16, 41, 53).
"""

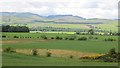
(2, 25, 29, 32)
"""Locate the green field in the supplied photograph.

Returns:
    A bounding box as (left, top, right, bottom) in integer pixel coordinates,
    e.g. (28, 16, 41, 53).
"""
(3, 53, 118, 66)
(2, 32, 118, 66)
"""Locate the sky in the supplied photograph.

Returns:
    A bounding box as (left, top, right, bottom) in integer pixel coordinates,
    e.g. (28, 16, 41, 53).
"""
(0, 0, 119, 19)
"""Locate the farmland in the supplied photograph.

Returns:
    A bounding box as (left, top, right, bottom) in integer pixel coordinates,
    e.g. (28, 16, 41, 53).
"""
(3, 53, 118, 66)
(1, 12, 119, 66)
(2, 32, 118, 66)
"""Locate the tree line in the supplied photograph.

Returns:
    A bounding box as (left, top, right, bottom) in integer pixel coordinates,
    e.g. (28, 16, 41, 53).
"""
(2, 25, 29, 32)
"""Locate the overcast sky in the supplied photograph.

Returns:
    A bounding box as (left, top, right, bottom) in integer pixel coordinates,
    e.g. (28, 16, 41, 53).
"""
(0, 0, 119, 19)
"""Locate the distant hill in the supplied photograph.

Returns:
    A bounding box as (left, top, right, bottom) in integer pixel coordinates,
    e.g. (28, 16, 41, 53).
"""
(0, 12, 116, 24)
(0, 12, 43, 18)
(47, 15, 85, 19)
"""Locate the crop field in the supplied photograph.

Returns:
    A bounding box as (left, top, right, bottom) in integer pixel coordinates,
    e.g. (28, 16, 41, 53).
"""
(2, 32, 118, 66)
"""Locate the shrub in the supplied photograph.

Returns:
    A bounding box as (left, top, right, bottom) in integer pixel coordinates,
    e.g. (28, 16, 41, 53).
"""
(65, 37, 68, 40)
(51, 37, 54, 39)
(76, 32, 80, 35)
(66, 35, 76, 40)
(99, 48, 118, 62)
(13, 36, 18, 38)
(70, 55, 73, 59)
(89, 36, 93, 39)
(69, 37, 75, 40)
(108, 48, 116, 55)
(104, 38, 116, 41)
(59, 37, 63, 40)
(46, 52, 51, 57)
(2, 35, 6, 38)
(78, 37, 87, 41)
(41, 35, 47, 39)
(55, 36, 63, 40)
(55, 36, 60, 40)
(81, 33, 86, 35)
(94, 37, 98, 39)
(32, 49, 38, 56)
(3, 47, 16, 53)
(117, 52, 120, 61)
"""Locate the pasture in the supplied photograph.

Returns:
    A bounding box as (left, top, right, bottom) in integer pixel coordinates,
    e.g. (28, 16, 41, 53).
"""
(2, 32, 118, 66)
(3, 53, 118, 66)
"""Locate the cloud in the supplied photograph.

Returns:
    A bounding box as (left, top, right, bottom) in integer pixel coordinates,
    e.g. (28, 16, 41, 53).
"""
(0, 0, 119, 19)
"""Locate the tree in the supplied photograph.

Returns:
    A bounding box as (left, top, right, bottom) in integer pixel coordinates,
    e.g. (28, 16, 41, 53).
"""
(2, 25, 29, 32)
(109, 48, 116, 55)
(88, 29, 94, 35)
(32, 49, 38, 56)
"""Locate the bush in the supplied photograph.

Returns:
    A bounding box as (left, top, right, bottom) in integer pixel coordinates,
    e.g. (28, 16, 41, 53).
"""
(105, 38, 116, 41)
(32, 49, 38, 56)
(94, 37, 98, 39)
(99, 48, 118, 62)
(3, 47, 16, 53)
(78, 37, 87, 41)
(70, 55, 73, 59)
(76, 32, 80, 35)
(41, 35, 47, 39)
(66, 35, 76, 40)
(65, 37, 68, 40)
(2, 35, 6, 38)
(59, 37, 63, 40)
(46, 52, 51, 57)
(55, 36, 60, 40)
(55, 36, 63, 40)
(89, 36, 93, 39)
(69, 37, 75, 40)
(81, 33, 86, 35)
(56, 36, 60, 40)
(117, 52, 120, 61)
(51, 37, 54, 39)
(108, 48, 116, 55)
(13, 36, 18, 38)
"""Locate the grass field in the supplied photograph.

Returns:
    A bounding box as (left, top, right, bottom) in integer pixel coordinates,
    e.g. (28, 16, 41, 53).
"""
(2, 32, 118, 66)
(3, 53, 118, 66)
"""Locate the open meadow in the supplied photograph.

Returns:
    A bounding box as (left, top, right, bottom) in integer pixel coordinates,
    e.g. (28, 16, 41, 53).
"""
(2, 32, 118, 66)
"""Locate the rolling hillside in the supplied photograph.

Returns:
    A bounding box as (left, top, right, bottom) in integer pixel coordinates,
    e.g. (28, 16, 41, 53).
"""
(0, 12, 118, 32)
